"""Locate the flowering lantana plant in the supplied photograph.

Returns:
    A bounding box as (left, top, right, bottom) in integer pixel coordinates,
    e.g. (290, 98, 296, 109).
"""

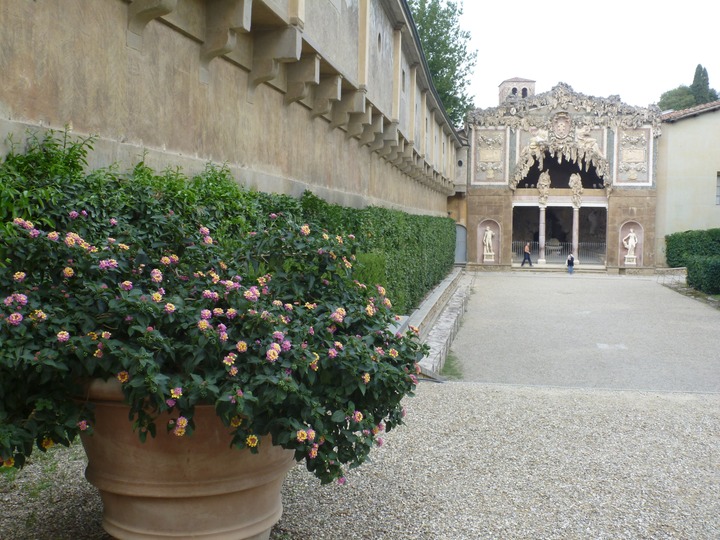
(0, 212, 426, 484)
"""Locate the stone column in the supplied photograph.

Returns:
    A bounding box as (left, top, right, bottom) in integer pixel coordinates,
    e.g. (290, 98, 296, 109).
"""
(572, 206, 579, 261)
(538, 205, 547, 264)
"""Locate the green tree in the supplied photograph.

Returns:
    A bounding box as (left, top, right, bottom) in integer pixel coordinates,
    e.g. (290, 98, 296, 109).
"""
(659, 64, 718, 111)
(690, 64, 712, 104)
(658, 86, 696, 111)
(408, 0, 476, 127)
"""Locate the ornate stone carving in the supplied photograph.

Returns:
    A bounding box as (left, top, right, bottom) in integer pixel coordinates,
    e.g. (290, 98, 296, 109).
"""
(475, 131, 504, 181)
(511, 140, 609, 190)
(470, 83, 661, 190)
(551, 113, 572, 140)
(477, 162, 502, 180)
(469, 83, 661, 134)
(537, 170, 551, 205)
(569, 173, 583, 208)
(618, 131, 649, 181)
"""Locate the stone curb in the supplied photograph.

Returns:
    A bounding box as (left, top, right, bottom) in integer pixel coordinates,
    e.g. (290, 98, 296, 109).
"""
(395, 266, 470, 380)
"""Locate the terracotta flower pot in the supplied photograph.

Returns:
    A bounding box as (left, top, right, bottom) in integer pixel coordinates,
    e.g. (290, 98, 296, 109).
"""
(79, 379, 295, 540)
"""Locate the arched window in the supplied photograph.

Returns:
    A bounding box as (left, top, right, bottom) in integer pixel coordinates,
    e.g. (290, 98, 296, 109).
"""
(521, 87, 528, 98)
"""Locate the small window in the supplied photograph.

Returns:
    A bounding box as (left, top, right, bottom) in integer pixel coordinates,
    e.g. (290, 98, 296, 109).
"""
(402, 69, 406, 93)
(716, 173, 720, 205)
(511, 87, 518, 95)
(521, 87, 528, 98)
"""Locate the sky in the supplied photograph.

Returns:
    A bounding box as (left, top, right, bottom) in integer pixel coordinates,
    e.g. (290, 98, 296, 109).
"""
(458, 0, 720, 110)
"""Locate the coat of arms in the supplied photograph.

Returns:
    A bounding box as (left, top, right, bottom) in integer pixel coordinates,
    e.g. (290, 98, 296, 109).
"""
(552, 113, 572, 139)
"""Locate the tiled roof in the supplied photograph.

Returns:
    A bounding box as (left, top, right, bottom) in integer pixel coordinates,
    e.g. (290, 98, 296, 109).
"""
(661, 100, 720, 122)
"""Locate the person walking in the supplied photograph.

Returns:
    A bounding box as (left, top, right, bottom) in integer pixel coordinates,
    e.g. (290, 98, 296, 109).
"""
(566, 252, 575, 274)
(521, 242, 533, 267)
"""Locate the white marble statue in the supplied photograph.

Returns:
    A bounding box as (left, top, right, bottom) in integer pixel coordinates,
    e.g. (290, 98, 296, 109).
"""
(482, 226, 495, 256)
(623, 228, 638, 257)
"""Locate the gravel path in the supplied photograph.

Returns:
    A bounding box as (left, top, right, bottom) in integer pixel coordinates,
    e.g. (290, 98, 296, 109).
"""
(2, 272, 719, 539)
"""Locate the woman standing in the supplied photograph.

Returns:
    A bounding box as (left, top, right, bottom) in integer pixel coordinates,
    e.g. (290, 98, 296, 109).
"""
(566, 252, 575, 274)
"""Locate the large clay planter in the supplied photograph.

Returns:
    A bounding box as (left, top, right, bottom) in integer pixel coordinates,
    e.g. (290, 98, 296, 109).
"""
(79, 379, 296, 540)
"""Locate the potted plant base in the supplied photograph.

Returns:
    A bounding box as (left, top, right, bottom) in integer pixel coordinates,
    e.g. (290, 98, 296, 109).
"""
(80, 380, 296, 540)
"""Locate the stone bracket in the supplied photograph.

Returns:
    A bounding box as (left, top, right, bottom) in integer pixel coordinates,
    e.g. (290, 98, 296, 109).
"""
(360, 113, 383, 147)
(330, 90, 366, 129)
(285, 54, 320, 105)
(376, 122, 398, 156)
(346, 104, 373, 140)
(312, 75, 342, 118)
(200, 0, 252, 83)
(248, 26, 302, 99)
(127, 0, 178, 50)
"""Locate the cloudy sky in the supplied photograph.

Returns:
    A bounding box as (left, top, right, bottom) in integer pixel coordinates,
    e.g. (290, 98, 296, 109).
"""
(458, 0, 720, 110)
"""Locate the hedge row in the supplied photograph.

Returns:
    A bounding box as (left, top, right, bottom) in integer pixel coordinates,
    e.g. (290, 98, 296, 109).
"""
(301, 193, 456, 312)
(665, 229, 720, 267)
(686, 256, 720, 294)
(1, 130, 455, 313)
(665, 229, 720, 295)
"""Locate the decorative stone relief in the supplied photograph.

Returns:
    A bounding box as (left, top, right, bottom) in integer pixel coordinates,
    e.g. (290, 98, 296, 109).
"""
(551, 113, 572, 140)
(569, 173, 583, 208)
(618, 130, 650, 182)
(474, 131, 505, 182)
(469, 82, 660, 191)
(537, 171, 551, 205)
(469, 83, 662, 135)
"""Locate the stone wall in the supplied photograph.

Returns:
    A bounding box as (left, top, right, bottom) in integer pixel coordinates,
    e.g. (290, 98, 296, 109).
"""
(0, 0, 462, 216)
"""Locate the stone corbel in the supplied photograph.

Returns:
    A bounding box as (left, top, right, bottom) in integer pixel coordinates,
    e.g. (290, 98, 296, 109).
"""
(284, 54, 320, 105)
(388, 138, 405, 164)
(127, 0, 178, 50)
(330, 90, 366, 130)
(377, 122, 399, 156)
(200, 0, 252, 84)
(248, 27, 302, 99)
(360, 112, 383, 147)
(397, 142, 415, 169)
(346, 104, 373, 139)
(311, 75, 342, 118)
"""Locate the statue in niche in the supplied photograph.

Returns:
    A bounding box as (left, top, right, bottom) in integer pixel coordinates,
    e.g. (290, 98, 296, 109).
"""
(569, 173, 583, 207)
(537, 170, 551, 205)
(482, 226, 495, 257)
(623, 228, 638, 257)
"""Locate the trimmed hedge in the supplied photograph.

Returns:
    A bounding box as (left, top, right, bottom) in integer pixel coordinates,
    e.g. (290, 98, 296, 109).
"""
(666, 228, 720, 267)
(686, 256, 720, 294)
(1, 130, 455, 314)
(665, 228, 720, 295)
(301, 192, 456, 313)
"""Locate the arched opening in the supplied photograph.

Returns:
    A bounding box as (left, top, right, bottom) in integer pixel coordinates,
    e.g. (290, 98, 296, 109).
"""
(516, 152, 604, 189)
